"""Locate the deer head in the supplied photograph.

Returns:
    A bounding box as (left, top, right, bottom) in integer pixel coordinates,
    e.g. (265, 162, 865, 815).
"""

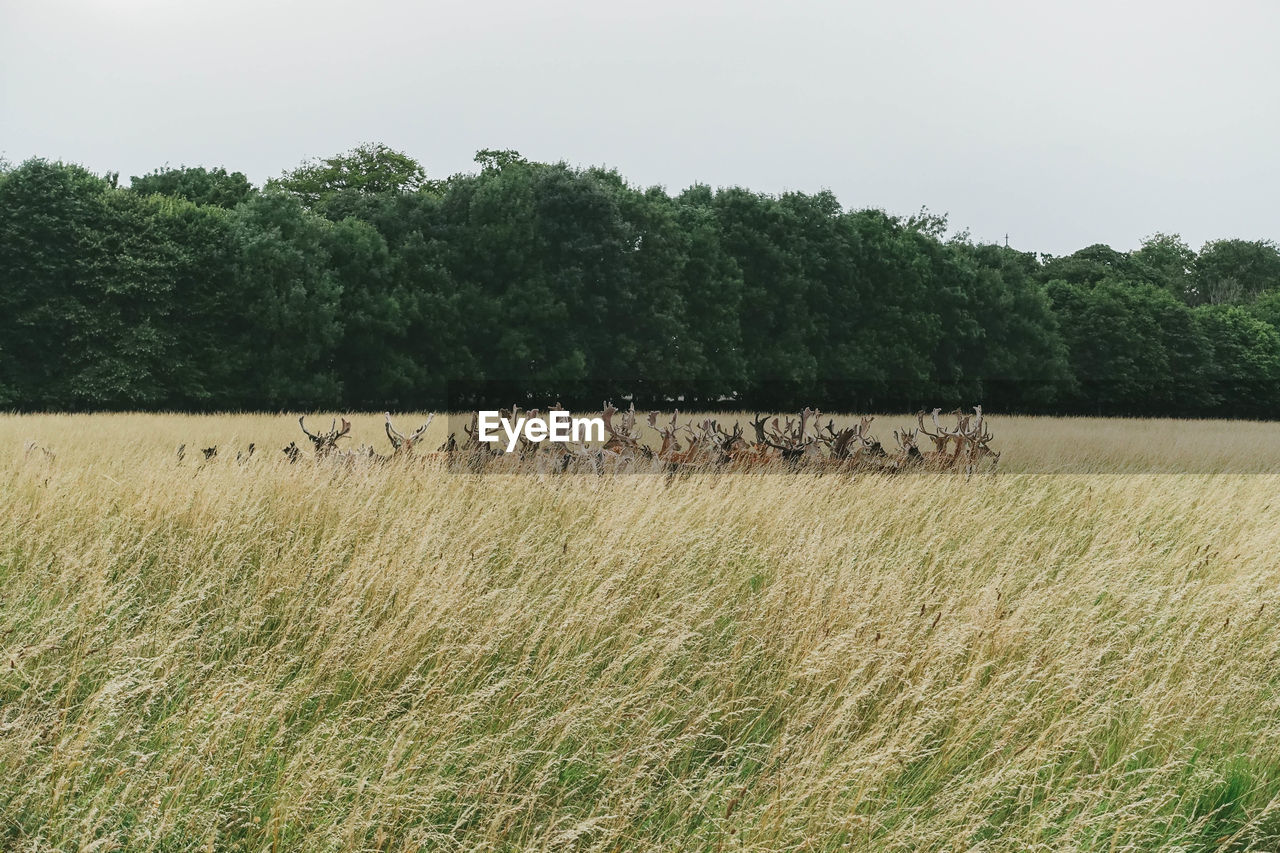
(894, 428, 921, 460)
(298, 416, 352, 457)
(601, 401, 643, 453)
(917, 408, 951, 454)
(385, 412, 434, 454)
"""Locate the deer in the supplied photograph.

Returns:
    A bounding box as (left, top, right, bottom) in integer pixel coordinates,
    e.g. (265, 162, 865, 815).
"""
(601, 402, 649, 462)
(906, 409, 970, 470)
(298, 416, 352, 458)
(384, 412, 435, 456)
(661, 414, 723, 469)
(649, 410, 684, 462)
(739, 413, 783, 466)
(553, 440, 612, 475)
(917, 408, 956, 457)
(753, 408, 822, 465)
(891, 427, 922, 469)
(848, 416, 887, 463)
(956, 405, 1000, 475)
(450, 410, 507, 471)
(905, 406, 1000, 474)
(257, 404, 999, 475)
(713, 421, 751, 464)
(891, 427, 957, 471)
(809, 419, 870, 472)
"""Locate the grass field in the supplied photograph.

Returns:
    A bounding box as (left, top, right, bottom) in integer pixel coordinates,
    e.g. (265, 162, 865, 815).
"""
(3, 413, 1280, 851)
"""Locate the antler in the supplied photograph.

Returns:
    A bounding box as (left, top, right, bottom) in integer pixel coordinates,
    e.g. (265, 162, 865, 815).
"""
(385, 412, 405, 445)
(298, 415, 352, 457)
(601, 401, 643, 453)
(385, 412, 434, 453)
(409, 414, 434, 443)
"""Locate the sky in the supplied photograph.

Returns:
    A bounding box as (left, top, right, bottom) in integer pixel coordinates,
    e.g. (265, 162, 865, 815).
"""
(2, 0, 1278, 256)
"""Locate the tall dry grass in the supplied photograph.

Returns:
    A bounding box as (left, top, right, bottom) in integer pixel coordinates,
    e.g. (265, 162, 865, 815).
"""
(2, 413, 1280, 851)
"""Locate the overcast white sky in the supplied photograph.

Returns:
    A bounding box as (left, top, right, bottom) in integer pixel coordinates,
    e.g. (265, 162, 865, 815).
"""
(2, 0, 1278, 255)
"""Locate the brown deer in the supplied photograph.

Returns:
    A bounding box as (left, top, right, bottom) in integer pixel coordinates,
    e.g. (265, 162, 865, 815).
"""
(753, 408, 822, 465)
(601, 402, 647, 460)
(298, 416, 352, 458)
(917, 408, 956, 456)
(891, 427, 923, 469)
(956, 406, 1000, 475)
(384, 412, 435, 455)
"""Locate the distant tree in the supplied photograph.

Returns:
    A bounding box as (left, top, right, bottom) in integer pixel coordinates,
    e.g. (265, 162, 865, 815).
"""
(1191, 239, 1280, 305)
(839, 208, 942, 408)
(0, 159, 246, 409)
(153, 199, 242, 409)
(673, 186, 746, 402)
(8, 146, 1280, 418)
(130, 165, 255, 208)
(1194, 304, 1280, 415)
(270, 143, 430, 211)
(326, 216, 421, 408)
(1037, 244, 1142, 287)
(1048, 278, 1212, 414)
(225, 191, 344, 408)
(474, 149, 529, 172)
(710, 188, 821, 406)
(1133, 233, 1196, 300)
(955, 243, 1073, 408)
(1248, 289, 1280, 329)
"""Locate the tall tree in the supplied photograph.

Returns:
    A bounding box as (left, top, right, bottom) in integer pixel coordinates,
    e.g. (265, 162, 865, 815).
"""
(0, 160, 196, 409)
(1133, 233, 1196, 300)
(954, 243, 1073, 409)
(1194, 305, 1280, 415)
(270, 143, 430, 212)
(225, 192, 345, 408)
(1191, 239, 1280, 305)
(130, 166, 256, 209)
(1047, 278, 1211, 414)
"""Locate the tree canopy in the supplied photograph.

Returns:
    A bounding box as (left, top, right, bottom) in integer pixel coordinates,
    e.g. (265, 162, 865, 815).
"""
(2, 147, 1279, 415)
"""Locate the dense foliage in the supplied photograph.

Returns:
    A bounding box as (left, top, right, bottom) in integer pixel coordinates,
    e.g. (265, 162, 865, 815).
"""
(2, 145, 1278, 414)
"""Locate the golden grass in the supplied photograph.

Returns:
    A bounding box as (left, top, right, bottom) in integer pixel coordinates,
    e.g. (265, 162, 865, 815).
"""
(3, 413, 1280, 851)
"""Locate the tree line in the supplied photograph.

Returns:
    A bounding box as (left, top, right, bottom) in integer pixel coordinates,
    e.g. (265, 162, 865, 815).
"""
(2, 144, 1279, 416)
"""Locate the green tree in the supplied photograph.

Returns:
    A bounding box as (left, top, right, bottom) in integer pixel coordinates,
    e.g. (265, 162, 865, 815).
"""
(0, 159, 202, 409)
(838, 208, 942, 409)
(270, 143, 430, 211)
(1194, 305, 1280, 415)
(326, 216, 419, 408)
(1048, 278, 1212, 414)
(1038, 244, 1143, 287)
(225, 191, 344, 408)
(1192, 239, 1280, 305)
(710, 188, 821, 406)
(1133, 233, 1196, 299)
(474, 149, 529, 172)
(130, 166, 255, 209)
(672, 186, 746, 402)
(955, 243, 1073, 408)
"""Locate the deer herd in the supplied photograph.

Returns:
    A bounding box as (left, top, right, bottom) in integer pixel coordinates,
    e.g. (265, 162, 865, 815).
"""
(187, 405, 1000, 475)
